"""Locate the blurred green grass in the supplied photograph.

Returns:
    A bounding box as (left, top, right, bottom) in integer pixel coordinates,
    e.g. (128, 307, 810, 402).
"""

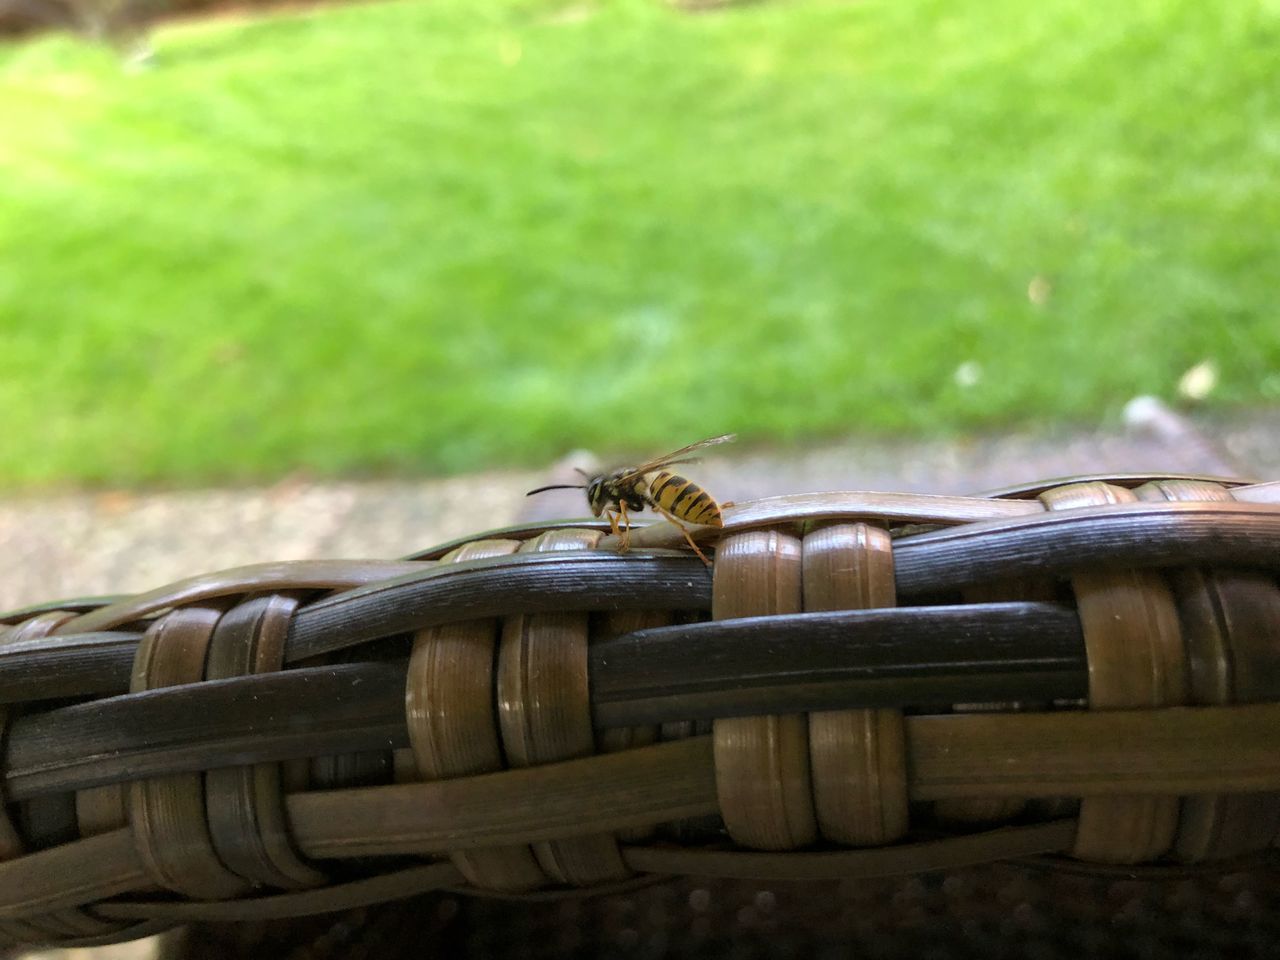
(1, 0, 1278, 489)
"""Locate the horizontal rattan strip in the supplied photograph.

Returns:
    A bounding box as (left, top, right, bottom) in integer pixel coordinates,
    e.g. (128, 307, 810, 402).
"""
(590, 603, 1086, 726)
(288, 705, 1280, 859)
(286, 551, 710, 661)
(907, 702, 1280, 799)
(621, 820, 1077, 879)
(7, 484, 1273, 629)
(894, 501, 1280, 595)
(59, 560, 428, 634)
(1, 706, 1275, 917)
(0, 631, 139, 701)
(3, 602, 1086, 712)
(95, 862, 465, 921)
(288, 736, 719, 859)
(976, 473, 1256, 499)
(5, 605, 1091, 798)
(2, 553, 709, 699)
(403, 519, 625, 561)
(722, 492, 1043, 527)
(91, 822, 1078, 920)
(16, 500, 1277, 657)
(0, 829, 147, 919)
(89, 871, 665, 924)
(405, 477, 1271, 558)
(601, 493, 1043, 552)
(0, 596, 119, 625)
(5, 662, 407, 800)
(1232, 480, 1280, 503)
(17, 697, 1271, 812)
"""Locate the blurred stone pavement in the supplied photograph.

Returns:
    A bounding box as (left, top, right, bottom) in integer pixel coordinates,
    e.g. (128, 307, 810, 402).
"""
(3, 403, 1277, 615)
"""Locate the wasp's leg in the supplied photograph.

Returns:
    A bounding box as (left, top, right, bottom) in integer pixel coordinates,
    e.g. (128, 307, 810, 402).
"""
(650, 503, 712, 567)
(617, 501, 632, 553)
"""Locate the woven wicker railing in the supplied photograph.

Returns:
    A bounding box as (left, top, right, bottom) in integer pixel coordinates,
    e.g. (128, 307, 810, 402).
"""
(1, 475, 1278, 951)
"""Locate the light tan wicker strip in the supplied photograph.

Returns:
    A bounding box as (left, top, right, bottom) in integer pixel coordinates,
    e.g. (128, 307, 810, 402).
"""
(286, 736, 718, 858)
(204, 592, 326, 889)
(406, 538, 548, 892)
(61, 560, 428, 634)
(498, 529, 631, 884)
(905, 702, 1280, 798)
(129, 604, 251, 898)
(1139, 477, 1280, 860)
(712, 528, 816, 850)
(622, 820, 1077, 879)
(803, 522, 907, 845)
(1039, 482, 1187, 863)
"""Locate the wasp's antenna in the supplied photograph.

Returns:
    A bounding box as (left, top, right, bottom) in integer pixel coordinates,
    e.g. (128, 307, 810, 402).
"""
(573, 467, 592, 478)
(526, 483, 586, 497)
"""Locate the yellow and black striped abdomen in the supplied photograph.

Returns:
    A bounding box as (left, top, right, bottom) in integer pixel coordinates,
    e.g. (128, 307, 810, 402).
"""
(645, 470, 723, 526)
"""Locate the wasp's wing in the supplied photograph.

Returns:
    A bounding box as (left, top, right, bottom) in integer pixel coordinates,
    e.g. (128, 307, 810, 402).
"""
(614, 434, 737, 483)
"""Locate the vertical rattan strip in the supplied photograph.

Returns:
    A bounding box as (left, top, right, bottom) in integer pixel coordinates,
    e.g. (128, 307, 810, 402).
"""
(1169, 568, 1280, 859)
(130, 605, 251, 899)
(497, 530, 630, 884)
(1040, 482, 1187, 863)
(1140, 476, 1280, 859)
(406, 539, 548, 892)
(803, 522, 908, 845)
(712, 528, 817, 850)
(204, 592, 325, 889)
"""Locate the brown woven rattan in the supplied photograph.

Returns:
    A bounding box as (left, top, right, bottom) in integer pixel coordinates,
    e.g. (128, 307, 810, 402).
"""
(1, 475, 1278, 955)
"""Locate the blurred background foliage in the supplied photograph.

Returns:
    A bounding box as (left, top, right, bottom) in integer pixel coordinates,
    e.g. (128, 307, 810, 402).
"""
(1, 0, 1277, 490)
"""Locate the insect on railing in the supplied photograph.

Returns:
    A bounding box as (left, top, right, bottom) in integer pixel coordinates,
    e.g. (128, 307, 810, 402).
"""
(525, 433, 736, 563)
(0, 471, 1278, 953)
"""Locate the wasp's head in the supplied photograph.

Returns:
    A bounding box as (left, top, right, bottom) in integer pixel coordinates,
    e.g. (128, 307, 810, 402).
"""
(585, 476, 610, 516)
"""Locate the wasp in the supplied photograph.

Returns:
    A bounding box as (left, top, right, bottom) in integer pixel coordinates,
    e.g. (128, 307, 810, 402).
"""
(526, 434, 735, 565)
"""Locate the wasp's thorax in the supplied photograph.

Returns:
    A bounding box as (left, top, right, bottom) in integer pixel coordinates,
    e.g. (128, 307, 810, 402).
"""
(586, 471, 647, 516)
